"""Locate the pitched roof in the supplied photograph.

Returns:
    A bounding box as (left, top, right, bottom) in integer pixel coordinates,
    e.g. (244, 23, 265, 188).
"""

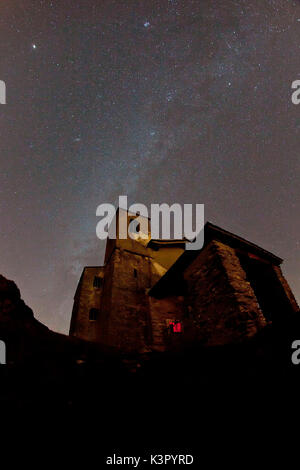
(149, 222, 282, 298)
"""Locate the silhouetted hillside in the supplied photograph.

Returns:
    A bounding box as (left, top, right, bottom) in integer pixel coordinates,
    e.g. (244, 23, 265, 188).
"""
(0, 273, 298, 452)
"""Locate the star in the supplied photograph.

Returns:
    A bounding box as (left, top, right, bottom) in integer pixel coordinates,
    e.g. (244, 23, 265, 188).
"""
(32, 44, 37, 49)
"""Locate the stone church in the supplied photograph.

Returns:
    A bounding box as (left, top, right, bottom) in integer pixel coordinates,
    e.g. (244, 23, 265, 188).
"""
(69, 209, 299, 352)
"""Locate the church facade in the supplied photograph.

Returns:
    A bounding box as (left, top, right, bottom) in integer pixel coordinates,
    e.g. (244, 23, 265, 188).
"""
(69, 209, 299, 352)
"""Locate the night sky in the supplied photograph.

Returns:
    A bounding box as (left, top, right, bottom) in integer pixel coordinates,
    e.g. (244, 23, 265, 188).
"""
(0, 0, 299, 333)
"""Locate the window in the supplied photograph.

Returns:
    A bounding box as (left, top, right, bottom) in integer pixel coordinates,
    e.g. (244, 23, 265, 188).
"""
(89, 308, 99, 321)
(169, 320, 182, 333)
(134, 268, 137, 278)
(93, 276, 102, 288)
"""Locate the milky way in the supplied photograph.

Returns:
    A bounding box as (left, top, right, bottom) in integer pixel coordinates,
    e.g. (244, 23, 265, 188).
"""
(0, 0, 299, 332)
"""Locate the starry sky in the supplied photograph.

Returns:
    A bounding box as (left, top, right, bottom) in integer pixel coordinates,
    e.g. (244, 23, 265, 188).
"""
(0, 0, 299, 333)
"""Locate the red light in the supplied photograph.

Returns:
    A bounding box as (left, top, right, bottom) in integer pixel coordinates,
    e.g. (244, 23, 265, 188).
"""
(169, 321, 182, 333)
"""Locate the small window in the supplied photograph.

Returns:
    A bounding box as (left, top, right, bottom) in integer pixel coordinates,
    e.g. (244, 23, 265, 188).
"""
(93, 276, 102, 288)
(89, 308, 99, 321)
(169, 321, 182, 333)
(134, 268, 137, 278)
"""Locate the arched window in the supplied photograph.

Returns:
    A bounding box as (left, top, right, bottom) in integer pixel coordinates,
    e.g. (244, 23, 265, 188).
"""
(89, 308, 99, 321)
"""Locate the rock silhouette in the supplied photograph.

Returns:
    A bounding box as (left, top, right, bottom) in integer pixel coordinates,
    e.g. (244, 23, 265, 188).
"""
(0, 270, 297, 451)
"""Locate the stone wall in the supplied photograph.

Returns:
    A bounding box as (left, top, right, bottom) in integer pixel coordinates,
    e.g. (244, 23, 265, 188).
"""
(70, 267, 104, 342)
(71, 230, 298, 352)
(102, 244, 185, 352)
(103, 248, 152, 352)
(272, 265, 299, 314)
(70, 240, 185, 351)
(148, 295, 185, 351)
(184, 240, 266, 346)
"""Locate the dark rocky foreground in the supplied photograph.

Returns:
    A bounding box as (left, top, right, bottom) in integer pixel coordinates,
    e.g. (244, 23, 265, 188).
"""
(0, 274, 298, 463)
